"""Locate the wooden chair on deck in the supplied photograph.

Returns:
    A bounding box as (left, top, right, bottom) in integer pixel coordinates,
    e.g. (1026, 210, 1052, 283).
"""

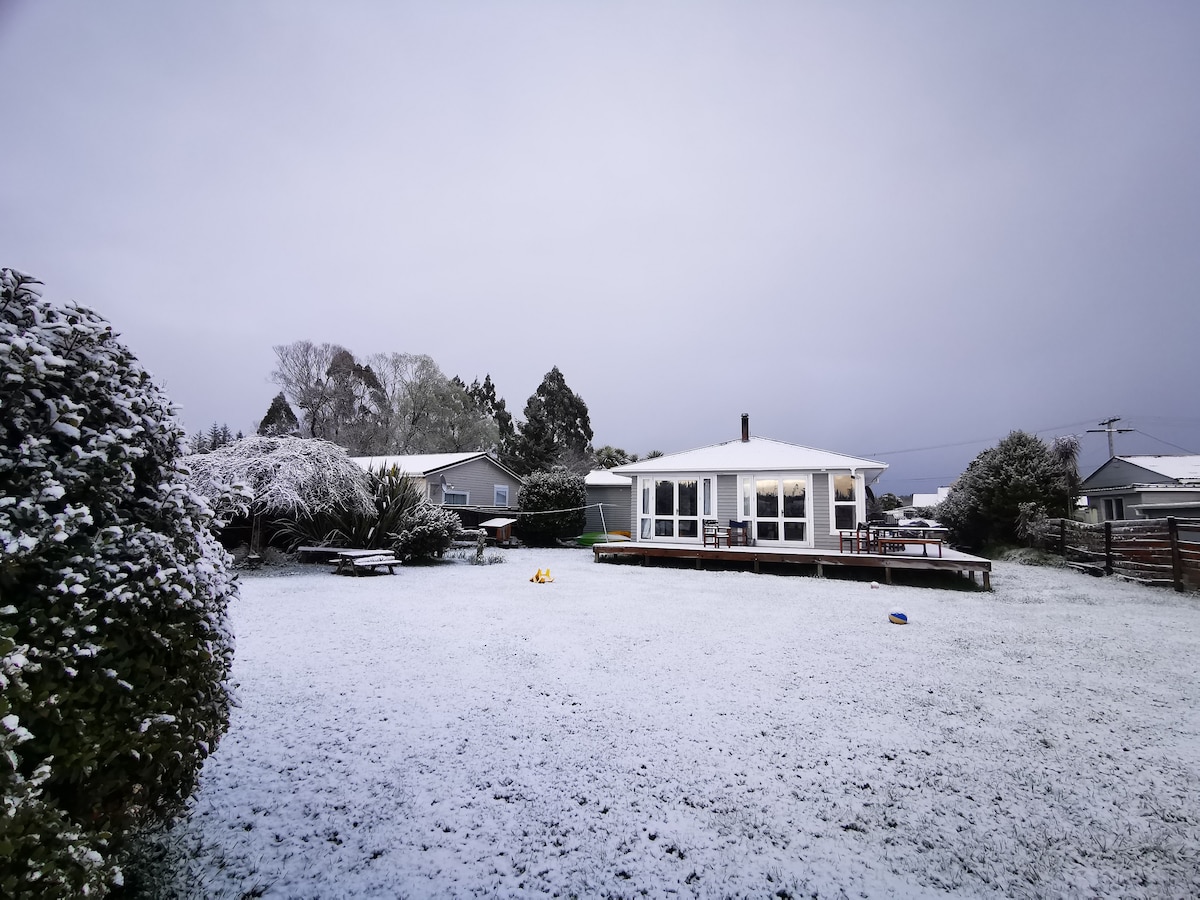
(728, 520, 751, 546)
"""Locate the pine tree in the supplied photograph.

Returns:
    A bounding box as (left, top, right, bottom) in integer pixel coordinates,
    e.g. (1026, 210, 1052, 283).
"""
(258, 392, 301, 437)
(512, 366, 593, 474)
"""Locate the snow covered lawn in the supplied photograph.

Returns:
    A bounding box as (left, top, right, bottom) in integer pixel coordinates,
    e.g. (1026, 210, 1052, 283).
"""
(153, 549, 1199, 898)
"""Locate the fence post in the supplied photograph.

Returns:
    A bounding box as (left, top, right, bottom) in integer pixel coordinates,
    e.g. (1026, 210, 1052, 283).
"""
(1104, 520, 1113, 575)
(1059, 518, 1066, 558)
(1169, 517, 1184, 592)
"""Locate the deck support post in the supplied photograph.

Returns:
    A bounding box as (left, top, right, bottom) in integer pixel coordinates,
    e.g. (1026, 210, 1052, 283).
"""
(983, 569, 991, 591)
(816, 561, 824, 578)
(885, 567, 892, 585)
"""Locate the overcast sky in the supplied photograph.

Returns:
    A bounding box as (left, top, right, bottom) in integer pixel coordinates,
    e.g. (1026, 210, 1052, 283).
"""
(3, 1, 1198, 495)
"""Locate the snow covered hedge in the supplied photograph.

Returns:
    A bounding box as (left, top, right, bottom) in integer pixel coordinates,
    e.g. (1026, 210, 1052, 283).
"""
(0, 269, 237, 896)
(516, 469, 587, 546)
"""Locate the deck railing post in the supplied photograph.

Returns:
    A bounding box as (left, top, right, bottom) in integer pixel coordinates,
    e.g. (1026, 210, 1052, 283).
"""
(1059, 519, 1066, 558)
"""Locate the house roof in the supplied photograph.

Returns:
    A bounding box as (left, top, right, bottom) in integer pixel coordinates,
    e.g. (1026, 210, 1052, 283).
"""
(352, 452, 524, 482)
(1117, 455, 1200, 483)
(612, 436, 887, 481)
(585, 469, 632, 487)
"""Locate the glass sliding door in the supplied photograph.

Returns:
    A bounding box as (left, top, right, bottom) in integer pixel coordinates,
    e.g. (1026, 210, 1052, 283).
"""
(742, 474, 811, 546)
(639, 475, 710, 542)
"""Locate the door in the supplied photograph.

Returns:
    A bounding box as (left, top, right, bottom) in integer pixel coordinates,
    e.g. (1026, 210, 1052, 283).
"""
(639, 476, 713, 541)
(743, 475, 811, 545)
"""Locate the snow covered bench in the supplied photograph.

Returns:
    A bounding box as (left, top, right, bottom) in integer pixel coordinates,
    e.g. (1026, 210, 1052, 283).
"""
(295, 545, 344, 563)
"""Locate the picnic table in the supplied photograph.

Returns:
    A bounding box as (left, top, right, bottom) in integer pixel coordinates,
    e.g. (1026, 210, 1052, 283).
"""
(871, 525, 948, 557)
(332, 549, 400, 575)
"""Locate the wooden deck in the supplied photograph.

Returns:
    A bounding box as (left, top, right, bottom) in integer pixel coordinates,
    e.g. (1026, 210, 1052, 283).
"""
(593, 540, 992, 589)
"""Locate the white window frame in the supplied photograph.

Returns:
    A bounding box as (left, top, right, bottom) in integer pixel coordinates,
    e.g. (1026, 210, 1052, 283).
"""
(740, 473, 813, 546)
(493, 484, 509, 507)
(443, 490, 469, 506)
(828, 472, 864, 535)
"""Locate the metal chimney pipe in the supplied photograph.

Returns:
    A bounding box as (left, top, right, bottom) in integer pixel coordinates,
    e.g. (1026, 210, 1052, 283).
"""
(741, 413, 749, 442)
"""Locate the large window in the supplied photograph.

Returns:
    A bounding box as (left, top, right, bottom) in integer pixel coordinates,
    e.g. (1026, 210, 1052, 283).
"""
(444, 490, 468, 506)
(494, 485, 509, 507)
(832, 474, 858, 531)
(1103, 497, 1125, 521)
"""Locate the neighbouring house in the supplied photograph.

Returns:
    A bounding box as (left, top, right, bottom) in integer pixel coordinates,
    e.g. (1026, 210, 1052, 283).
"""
(612, 415, 887, 549)
(912, 486, 952, 509)
(352, 452, 524, 521)
(584, 469, 633, 536)
(1080, 455, 1200, 522)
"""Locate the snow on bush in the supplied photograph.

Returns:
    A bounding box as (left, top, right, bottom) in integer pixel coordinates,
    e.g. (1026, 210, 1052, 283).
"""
(0, 269, 237, 895)
(516, 469, 587, 546)
(184, 435, 374, 525)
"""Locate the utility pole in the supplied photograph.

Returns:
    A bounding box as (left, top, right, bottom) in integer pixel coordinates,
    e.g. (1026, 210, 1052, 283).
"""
(1087, 417, 1133, 458)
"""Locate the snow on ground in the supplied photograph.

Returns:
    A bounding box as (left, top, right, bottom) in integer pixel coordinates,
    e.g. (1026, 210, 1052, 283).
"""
(149, 550, 1199, 898)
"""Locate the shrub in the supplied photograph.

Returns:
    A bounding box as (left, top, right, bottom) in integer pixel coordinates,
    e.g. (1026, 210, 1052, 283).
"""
(937, 431, 1071, 551)
(393, 502, 461, 561)
(0, 269, 237, 895)
(517, 469, 587, 546)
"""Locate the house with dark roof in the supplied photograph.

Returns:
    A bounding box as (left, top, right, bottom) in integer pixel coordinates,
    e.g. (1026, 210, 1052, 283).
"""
(1080, 455, 1200, 521)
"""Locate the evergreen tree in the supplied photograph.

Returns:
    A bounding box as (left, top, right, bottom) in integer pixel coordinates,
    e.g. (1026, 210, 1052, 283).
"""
(936, 431, 1071, 550)
(466, 374, 515, 456)
(512, 366, 593, 474)
(258, 392, 300, 437)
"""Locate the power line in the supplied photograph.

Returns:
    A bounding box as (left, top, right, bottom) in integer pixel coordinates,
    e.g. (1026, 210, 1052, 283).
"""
(1131, 430, 1196, 455)
(869, 419, 1095, 457)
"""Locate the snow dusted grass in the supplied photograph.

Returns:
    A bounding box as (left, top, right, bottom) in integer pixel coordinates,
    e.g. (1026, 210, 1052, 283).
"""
(140, 550, 1199, 898)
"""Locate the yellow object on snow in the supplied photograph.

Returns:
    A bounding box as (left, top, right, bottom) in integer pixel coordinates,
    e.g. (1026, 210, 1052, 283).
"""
(530, 568, 554, 583)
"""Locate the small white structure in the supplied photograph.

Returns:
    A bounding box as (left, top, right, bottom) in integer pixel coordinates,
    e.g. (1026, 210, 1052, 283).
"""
(613, 415, 887, 549)
(912, 486, 952, 509)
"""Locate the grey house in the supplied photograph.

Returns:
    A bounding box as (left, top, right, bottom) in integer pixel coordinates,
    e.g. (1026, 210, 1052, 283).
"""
(1081, 455, 1200, 521)
(612, 415, 887, 550)
(352, 452, 523, 512)
(584, 469, 633, 536)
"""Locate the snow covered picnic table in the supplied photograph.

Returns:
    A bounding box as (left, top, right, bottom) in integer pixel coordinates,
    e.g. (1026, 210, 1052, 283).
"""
(332, 549, 400, 575)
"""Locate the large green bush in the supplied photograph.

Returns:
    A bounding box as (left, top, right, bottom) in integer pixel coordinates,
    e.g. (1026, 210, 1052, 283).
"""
(936, 430, 1072, 551)
(517, 469, 587, 546)
(0, 269, 237, 895)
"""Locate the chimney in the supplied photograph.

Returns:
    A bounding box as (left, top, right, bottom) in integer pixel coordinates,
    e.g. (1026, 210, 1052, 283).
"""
(741, 413, 750, 442)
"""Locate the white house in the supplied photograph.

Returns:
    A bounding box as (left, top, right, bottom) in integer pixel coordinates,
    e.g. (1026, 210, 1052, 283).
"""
(352, 452, 523, 511)
(612, 415, 887, 550)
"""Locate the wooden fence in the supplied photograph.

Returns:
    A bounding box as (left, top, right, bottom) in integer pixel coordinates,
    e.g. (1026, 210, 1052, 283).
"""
(1030, 517, 1200, 592)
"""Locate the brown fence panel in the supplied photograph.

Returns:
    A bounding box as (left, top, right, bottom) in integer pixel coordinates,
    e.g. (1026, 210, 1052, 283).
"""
(1031, 517, 1200, 593)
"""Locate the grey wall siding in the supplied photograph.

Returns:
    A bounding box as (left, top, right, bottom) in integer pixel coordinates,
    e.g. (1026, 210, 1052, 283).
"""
(421, 458, 520, 508)
(1084, 458, 1174, 490)
(812, 473, 836, 550)
(586, 486, 632, 533)
(718, 475, 740, 523)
